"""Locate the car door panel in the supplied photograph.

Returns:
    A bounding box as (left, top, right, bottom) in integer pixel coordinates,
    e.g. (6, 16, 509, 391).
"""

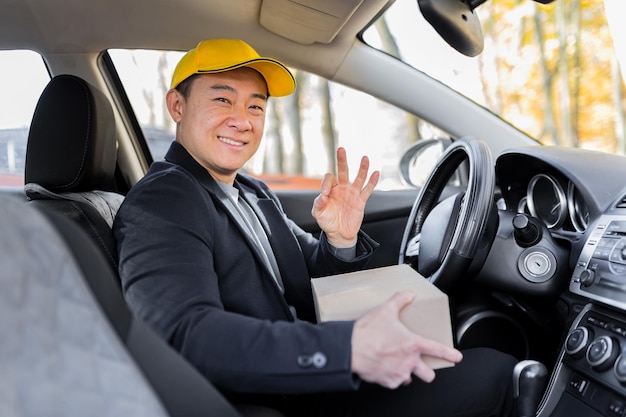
(275, 189, 419, 268)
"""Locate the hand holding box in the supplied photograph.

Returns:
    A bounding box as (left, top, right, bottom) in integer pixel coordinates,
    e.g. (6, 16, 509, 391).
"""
(311, 264, 455, 369)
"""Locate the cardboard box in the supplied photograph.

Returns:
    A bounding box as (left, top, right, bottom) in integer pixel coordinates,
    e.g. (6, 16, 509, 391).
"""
(311, 264, 454, 369)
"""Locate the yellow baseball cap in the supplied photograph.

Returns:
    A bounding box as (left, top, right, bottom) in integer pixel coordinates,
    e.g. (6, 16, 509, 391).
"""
(170, 38, 296, 97)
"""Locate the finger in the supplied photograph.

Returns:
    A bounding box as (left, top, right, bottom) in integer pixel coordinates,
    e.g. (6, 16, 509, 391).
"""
(319, 173, 336, 196)
(311, 194, 322, 217)
(414, 336, 463, 364)
(359, 170, 380, 202)
(352, 155, 370, 190)
(412, 358, 436, 383)
(384, 289, 417, 313)
(311, 174, 335, 216)
(336, 147, 349, 184)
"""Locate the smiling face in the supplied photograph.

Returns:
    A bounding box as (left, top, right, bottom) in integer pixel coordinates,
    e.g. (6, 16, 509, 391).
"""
(166, 67, 268, 184)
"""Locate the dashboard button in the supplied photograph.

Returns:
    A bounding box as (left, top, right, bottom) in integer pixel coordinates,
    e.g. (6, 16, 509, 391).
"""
(566, 327, 592, 357)
(587, 336, 619, 371)
(609, 398, 626, 416)
(579, 269, 596, 287)
(614, 353, 626, 383)
(569, 374, 588, 395)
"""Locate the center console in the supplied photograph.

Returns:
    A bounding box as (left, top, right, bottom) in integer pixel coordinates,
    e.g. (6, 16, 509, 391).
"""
(539, 208, 626, 417)
(543, 307, 626, 416)
(571, 216, 626, 309)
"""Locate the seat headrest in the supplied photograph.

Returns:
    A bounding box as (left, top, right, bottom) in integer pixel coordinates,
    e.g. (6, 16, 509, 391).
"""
(25, 74, 117, 193)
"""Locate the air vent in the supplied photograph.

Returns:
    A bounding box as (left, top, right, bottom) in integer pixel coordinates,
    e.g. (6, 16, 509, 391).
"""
(616, 195, 626, 209)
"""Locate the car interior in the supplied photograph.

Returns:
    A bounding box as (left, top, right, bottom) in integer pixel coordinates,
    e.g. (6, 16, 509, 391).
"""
(2, 0, 626, 416)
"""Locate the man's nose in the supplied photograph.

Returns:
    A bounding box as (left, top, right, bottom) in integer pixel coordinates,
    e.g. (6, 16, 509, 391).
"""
(228, 106, 252, 132)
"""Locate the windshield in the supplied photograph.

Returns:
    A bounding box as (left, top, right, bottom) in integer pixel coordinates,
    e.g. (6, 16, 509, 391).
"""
(363, 0, 625, 154)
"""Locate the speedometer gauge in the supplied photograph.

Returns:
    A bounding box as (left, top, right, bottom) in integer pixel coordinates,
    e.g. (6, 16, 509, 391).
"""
(527, 174, 567, 229)
(568, 182, 590, 233)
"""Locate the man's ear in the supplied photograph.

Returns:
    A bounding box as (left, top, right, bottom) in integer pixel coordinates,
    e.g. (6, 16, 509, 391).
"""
(166, 89, 184, 123)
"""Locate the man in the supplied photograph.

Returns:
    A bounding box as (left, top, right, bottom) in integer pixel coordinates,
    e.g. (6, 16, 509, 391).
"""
(114, 38, 516, 416)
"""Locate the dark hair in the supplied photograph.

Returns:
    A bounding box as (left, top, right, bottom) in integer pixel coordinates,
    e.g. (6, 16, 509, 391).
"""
(175, 74, 202, 98)
(175, 69, 270, 99)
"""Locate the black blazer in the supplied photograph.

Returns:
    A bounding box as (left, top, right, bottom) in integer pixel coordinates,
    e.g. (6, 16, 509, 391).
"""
(114, 141, 379, 395)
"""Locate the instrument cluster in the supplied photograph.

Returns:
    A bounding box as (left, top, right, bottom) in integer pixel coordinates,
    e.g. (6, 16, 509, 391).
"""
(516, 173, 590, 234)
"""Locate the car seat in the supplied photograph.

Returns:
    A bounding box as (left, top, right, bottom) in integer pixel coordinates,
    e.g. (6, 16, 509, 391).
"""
(24, 74, 123, 271)
(0, 193, 243, 417)
(19, 75, 284, 417)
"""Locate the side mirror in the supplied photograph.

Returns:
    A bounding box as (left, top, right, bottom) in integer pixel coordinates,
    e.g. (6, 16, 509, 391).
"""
(399, 138, 452, 187)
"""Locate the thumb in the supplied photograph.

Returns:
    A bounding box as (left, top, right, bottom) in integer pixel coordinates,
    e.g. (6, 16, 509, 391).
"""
(386, 289, 416, 313)
(311, 173, 334, 216)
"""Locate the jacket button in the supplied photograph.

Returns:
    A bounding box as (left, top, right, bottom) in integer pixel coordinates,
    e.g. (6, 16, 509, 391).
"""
(297, 355, 312, 367)
(311, 352, 327, 368)
(297, 352, 327, 368)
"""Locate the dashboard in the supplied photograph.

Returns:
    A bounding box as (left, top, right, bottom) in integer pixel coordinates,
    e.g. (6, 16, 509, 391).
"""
(492, 146, 626, 417)
(492, 145, 626, 298)
(494, 147, 625, 239)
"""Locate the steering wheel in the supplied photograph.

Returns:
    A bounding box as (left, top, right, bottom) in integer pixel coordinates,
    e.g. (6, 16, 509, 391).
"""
(398, 137, 495, 292)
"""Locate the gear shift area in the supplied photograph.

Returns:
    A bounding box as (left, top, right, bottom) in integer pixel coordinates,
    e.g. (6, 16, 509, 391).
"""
(514, 360, 548, 417)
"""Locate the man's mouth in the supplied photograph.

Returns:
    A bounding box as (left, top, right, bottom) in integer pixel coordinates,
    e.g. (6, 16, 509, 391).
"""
(218, 136, 245, 147)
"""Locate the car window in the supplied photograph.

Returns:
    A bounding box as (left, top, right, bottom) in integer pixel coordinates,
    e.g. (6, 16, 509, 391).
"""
(0, 50, 50, 187)
(108, 49, 448, 191)
(363, 0, 625, 154)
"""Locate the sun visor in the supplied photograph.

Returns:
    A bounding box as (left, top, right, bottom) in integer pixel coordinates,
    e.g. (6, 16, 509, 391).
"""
(260, 0, 362, 45)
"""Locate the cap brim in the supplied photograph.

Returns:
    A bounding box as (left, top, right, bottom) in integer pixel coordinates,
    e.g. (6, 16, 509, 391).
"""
(227, 59, 296, 97)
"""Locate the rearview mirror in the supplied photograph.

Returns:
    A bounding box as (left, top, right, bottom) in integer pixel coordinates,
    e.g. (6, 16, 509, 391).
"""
(417, 0, 484, 57)
(418, 0, 557, 57)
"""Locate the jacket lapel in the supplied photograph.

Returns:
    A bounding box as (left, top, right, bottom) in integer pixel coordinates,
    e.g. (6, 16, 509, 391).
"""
(164, 142, 291, 299)
(239, 182, 317, 322)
